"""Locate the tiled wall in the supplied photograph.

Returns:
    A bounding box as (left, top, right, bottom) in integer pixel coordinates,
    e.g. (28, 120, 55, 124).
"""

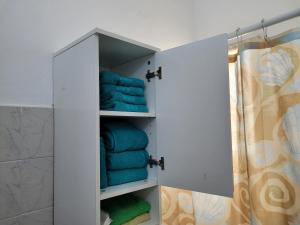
(0, 106, 53, 225)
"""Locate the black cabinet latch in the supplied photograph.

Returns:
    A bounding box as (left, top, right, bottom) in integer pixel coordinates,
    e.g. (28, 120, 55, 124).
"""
(148, 155, 165, 170)
(146, 67, 162, 82)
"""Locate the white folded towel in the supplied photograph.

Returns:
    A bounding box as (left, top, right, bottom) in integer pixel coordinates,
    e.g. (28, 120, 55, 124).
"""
(101, 210, 112, 225)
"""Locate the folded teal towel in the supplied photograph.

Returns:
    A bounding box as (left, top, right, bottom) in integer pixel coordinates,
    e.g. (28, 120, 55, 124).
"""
(100, 71, 145, 88)
(107, 150, 149, 170)
(101, 92, 146, 105)
(103, 121, 148, 152)
(100, 138, 108, 189)
(107, 168, 148, 186)
(101, 84, 144, 97)
(100, 71, 119, 85)
(101, 101, 148, 112)
(119, 76, 145, 88)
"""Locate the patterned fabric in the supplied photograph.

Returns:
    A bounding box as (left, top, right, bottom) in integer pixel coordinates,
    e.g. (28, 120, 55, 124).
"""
(161, 186, 196, 225)
(161, 29, 300, 225)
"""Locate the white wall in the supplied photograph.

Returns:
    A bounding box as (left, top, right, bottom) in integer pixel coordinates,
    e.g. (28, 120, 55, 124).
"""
(193, 0, 300, 40)
(1, 0, 300, 106)
(0, 0, 195, 106)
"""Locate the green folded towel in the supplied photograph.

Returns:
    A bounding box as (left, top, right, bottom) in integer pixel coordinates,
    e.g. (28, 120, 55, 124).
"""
(101, 84, 144, 97)
(101, 91, 146, 105)
(107, 168, 148, 186)
(100, 71, 145, 88)
(100, 138, 108, 189)
(101, 101, 148, 112)
(103, 121, 148, 152)
(102, 195, 151, 225)
(107, 150, 149, 170)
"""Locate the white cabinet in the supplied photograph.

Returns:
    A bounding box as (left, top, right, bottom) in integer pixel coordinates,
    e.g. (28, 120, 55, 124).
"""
(53, 28, 233, 225)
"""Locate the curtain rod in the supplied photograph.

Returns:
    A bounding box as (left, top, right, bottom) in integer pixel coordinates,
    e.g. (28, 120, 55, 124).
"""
(227, 8, 300, 39)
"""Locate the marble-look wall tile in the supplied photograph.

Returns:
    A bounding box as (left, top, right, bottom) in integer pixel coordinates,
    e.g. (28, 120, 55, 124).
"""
(0, 207, 53, 225)
(0, 157, 53, 220)
(0, 107, 53, 162)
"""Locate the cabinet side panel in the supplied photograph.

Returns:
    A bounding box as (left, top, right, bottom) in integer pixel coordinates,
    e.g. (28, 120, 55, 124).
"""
(53, 35, 99, 225)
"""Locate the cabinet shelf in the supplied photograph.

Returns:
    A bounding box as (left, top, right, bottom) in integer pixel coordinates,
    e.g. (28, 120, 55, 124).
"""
(100, 110, 156, 118)
(100, 179, 158, 200)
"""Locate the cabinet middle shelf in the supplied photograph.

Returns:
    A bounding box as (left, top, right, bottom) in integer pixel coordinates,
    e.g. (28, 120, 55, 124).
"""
(100, 110, 156, 118)
(100, 179, 158, 200)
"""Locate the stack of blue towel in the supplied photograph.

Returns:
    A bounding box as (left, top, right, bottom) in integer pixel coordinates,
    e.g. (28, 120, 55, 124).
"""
(100, 71, 148, 112)
(100, 137, 108, 189)
(100, 121, 149, 188)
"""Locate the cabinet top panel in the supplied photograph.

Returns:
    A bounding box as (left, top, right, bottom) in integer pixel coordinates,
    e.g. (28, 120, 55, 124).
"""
(54, 28, 160, 59)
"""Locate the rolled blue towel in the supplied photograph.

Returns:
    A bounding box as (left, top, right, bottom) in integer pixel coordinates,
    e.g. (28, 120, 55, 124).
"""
(101, 101, 148, 113)
(101, 84, 144, 97)
(100, 138, 108, 189)
(107, 150, 149, 170)
(101, 92, 146, 105)
(103, 121, 148, 152)
(107, 168, 148, 186)
(100, 71, 145, 88)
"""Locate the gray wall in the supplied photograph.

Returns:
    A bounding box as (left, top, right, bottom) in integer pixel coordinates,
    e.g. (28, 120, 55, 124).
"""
(193, 0, 300, 40)
(0, 106, 53, 225)
(0, 0, 195, 106)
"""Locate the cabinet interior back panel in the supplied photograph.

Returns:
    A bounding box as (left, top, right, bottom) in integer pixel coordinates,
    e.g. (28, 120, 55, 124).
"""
(112, 55, 156, 114)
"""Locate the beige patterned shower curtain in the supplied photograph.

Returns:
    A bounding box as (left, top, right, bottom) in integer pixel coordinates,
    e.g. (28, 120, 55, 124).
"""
(161, 29, 300, 225)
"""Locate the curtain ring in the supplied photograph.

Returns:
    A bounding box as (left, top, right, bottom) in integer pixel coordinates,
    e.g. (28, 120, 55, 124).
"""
(235, 27, 241, 53)
(261, 18, 269, 43)
(235, 27, 240, 40)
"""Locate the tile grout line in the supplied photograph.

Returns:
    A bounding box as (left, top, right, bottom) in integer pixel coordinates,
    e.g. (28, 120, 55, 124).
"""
(0, 104, 53, 109)
(0, 155, 54, 164)
(0, 206, 53, 222)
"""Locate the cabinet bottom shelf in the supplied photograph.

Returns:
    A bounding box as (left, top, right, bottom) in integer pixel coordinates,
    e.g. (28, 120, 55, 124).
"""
(100, 179, 158, 200)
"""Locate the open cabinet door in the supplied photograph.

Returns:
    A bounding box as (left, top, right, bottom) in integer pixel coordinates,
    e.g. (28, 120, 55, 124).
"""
(155, 34, 233, 197)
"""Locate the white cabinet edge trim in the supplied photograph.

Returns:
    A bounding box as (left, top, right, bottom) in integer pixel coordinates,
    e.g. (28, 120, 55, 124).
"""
(100, 110, 156, 118)
(100, 179, 158, 200)
(54, 28, 161, 57)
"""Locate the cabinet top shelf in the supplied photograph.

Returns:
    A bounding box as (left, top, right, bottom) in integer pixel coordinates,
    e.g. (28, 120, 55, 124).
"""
(100, 110, 156, 118)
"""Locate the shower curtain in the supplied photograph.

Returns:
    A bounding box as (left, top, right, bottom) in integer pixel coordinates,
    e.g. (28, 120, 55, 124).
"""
(161, 29, 300, 225)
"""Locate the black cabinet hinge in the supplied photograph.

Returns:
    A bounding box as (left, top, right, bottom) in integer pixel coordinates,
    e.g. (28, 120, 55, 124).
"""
(148, 155, 165, 170)
(146, 67, 162, 82)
